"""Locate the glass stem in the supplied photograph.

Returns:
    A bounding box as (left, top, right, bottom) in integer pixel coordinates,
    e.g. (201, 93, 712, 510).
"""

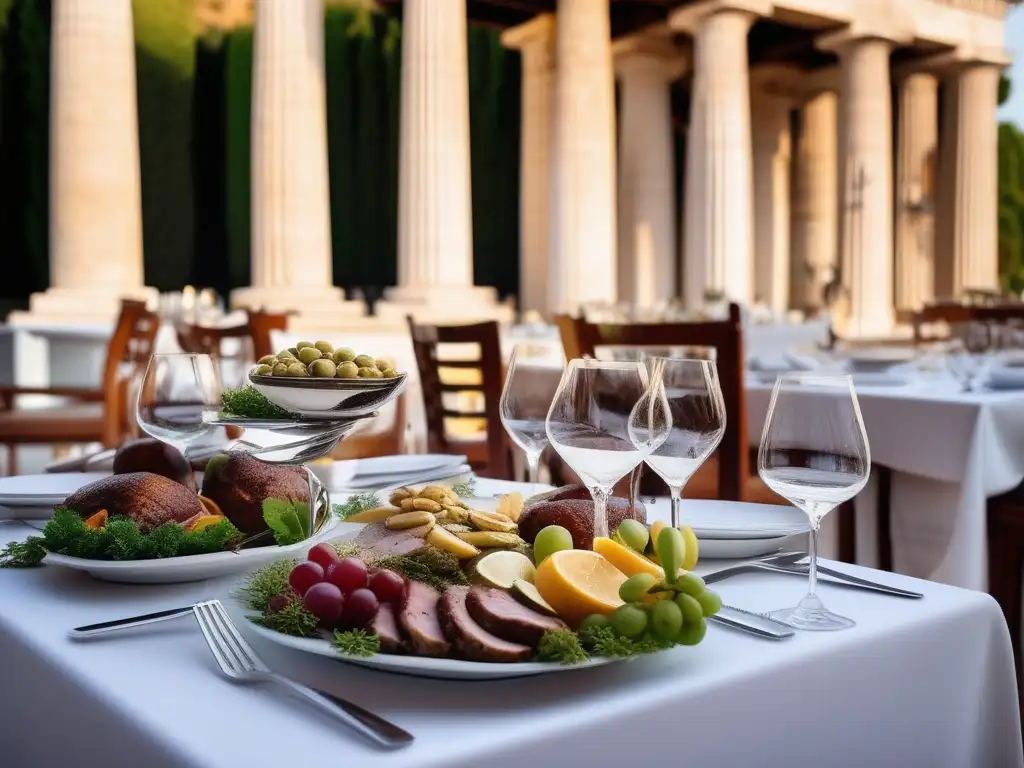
(526, 452, 541, 486)
(669, 486, 682, 529)
(592, 486, 610, 540)
(807, 521, 820, 597)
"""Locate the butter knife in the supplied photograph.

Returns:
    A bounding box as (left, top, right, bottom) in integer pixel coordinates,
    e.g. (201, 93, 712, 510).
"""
(711, 606, 794, 639)
(70, 606, 194, 639)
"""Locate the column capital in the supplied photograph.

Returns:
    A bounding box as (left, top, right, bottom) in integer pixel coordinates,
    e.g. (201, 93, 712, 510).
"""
(613, 34, 688, 80)
(816, 22, 913, 55)
(500, 12, 555, 54)
(668, 0, 771, 33)
(916, 45, 1011, 75)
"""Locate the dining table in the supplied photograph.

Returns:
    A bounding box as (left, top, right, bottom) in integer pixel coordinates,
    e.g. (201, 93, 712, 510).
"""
(0, 478, 1019, 768)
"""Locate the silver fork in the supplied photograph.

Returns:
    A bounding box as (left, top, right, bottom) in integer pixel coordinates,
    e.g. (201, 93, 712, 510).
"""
(192, 600, 413, 749)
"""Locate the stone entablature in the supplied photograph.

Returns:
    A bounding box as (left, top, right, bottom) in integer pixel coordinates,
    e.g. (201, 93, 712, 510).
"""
(929, 0, 1009, 19)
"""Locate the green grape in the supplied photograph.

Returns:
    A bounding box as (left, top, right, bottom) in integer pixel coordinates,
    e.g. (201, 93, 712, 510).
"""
(656, 527, 685, 579)
(674, 592, 704, 625)
(615, 520, 650, 553)
(695, 589, 722, 618)
(533, 525, 574, 565)
(675, 572, 706, 597)
(650, 599, 683, 640)
(676, 618, 708, 646)
(618, 573, 657, 603)
(611, 604, 648, 638)
(579, 614, 610, 633)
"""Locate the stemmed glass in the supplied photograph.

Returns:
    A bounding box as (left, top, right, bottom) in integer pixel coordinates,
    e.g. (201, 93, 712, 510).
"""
(546, 360, 667, 540)
(500, 344, 565, 490)
(632, 357, 726, 528)
(136, 353, 223, 458)
(758, 373, 870, 631)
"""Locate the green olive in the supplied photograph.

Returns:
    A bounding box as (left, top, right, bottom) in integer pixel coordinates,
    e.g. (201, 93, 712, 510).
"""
(297, 347, 322, 365)
(353, 354, 376, 369)
(375, 357, 394, 371)
(257, 355, 278, 366)
(286, 362, 309, 377)
(308, 359, 337, 378)
(272, 362, 290, 376)
(287, 347, 299, 357)
(357, 366, 379, 378)
(276, 350, 296, 361)
(380, 368, 398, 379)
(332, 347, 356, 364)
(336, 361, 359, 379)
(295, 341, 314, 350)
(253, 364, 274, 376)
(314, 340, 334, 355)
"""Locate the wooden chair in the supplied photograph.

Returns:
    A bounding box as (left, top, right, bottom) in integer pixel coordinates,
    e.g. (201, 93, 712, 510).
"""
(175, 309, 287, 362)
(406, 316, 512, 480)
(911, 303, 974, 344)
(0, 299, 160, 475)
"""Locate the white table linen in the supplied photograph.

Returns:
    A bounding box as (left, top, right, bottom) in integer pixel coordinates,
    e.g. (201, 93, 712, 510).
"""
(0, 479, 1019, 768)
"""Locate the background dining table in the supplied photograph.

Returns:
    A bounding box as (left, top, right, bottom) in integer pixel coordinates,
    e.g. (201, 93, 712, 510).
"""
(0, 478, 1019, 768)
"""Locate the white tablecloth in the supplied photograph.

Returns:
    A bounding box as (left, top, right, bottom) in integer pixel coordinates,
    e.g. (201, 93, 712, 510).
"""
(0, 479, 1019, 767)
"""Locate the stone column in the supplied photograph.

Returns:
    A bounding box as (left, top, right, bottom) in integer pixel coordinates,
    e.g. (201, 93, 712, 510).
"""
(821, 33, 898, 338)
(935, 59, 1003, 299)
(502, 15, 556, 318)
(614, 37, 685, 308)
(378, 0, 504, 322)
(671, 0, 767, 309)
(790, 91, 838, 312)
(894, 72, 938, 311)
(16, 0, 154, 323)
(549, 0, 617, 315)
(750, 85, 792, 313)
(231, 0, 360, 323)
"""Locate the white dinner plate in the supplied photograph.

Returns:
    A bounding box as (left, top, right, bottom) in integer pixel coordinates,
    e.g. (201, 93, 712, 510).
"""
(241, 613, 618, 681)
(0, 472, 111, 510)
(848, 373, 910, 388)
(643, 498, 810, 540)
(697, 534, 797, 559)
(42, 515, 344, 584)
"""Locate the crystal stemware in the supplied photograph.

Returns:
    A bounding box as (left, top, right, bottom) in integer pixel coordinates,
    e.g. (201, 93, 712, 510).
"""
(758, 373, 870, 631)
(500, 344, 564, 489)
(136, 353, 222, 457)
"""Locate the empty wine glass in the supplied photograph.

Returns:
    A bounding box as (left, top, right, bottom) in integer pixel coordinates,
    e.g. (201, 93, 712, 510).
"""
(546, 360, 666, 540)
(500, 344, 564, 489)
(632, 357, 726, 528)
(758, 373, 870, 631)
(136, 353, 222, 457)
(943, 333, 989, 392)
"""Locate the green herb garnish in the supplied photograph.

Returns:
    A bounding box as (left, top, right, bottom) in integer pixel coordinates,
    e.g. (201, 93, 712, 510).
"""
(372, 548, 469, 592)
(333, 493, 381, 520)
(0, 508, 244, 567)
(579, 624, 674, 658)
(262, 498, 310, 546)
(450, 478, 477, 498)
(253, 597, 320, 638)
(535, 630, 590, 665)
(238, 558, 298, 611)
(332, 629, 380, 657)
(221, 386, 295, 420)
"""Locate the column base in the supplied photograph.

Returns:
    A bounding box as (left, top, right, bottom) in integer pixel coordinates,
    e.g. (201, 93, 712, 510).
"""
(9, 286, 159, 325)
(376, 285, 515, 324)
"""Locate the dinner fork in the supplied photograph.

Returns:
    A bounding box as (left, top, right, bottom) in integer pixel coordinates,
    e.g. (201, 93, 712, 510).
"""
(192, 600, 413, 749)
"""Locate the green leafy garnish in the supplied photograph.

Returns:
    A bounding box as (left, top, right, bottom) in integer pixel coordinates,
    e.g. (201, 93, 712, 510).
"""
(0, 507, 244, 567)
(262, 498, 310, 546)
(333, 493, 381, 520)
(450, 478, 476, 498)
(372, 548, 469, 592)
(332, 629, 380, 657)
(221, 386, 295, 420)
(238, 558, 297, 611)
(253, 597, 320, 638)
(579, 624, 674, 658)
(535, 630, 590, 665)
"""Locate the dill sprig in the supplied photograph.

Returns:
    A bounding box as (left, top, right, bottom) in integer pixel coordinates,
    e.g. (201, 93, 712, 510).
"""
(221, 386, 295, 420)
(579, 624, 674, 658)
(372, 548, 468, 592)
(450, 478, 477, 498)
(535, 630, 590, 665)
(238, 558, 297, 612)
(0, 538, 47, 568)
(252, 598, 320, 638)
(334, 493, 381, 520)
(332, 629, 380, 657)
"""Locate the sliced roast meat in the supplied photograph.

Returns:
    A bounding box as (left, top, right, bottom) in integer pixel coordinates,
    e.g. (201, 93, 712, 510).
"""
(465, 587, 569, 647)
(370, 603, 407, 654)
(438, 586, 532, 663)
(353, 524, 430, 557)
(398, 580, 450, 657)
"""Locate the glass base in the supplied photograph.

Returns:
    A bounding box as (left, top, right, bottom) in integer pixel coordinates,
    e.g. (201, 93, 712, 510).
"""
(768, 594, 855, 632)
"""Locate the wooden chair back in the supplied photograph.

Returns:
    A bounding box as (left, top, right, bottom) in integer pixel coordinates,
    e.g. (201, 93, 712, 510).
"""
(176, 310, 287, 361)
(406, 316, 511, 480)
(102, 300, 161, 446)
(972, 304, 1024, 323)
(911, 303, 975, 344)
(554, 304, 746, 500)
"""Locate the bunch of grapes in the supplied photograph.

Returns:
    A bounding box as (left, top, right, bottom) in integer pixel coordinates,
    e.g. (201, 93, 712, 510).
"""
(269, 543, 406, 630)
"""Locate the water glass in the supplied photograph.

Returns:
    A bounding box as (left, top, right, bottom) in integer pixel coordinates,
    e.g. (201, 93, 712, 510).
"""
(136, 353, 222, 457)
(500, 344, 565, 487)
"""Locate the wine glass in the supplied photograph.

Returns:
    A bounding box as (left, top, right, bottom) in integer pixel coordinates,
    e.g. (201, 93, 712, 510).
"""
(545, 359, 666, 540)
(632, 357, 726, 528)
(136, 353, 223, 457)
(500, 344, 565, 489)
(943, 326, 990, 392)
(758, 373, 870, 631)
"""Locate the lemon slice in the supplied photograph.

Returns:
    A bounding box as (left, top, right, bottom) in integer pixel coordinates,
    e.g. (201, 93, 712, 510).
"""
(511, 579, 558, 616)
(474, 551, 536, 589)
(593, 537, 664, 579)
(534, 550, 627, 624)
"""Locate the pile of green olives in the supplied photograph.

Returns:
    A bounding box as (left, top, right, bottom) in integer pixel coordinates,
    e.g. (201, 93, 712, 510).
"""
(252, 341, 400, 379)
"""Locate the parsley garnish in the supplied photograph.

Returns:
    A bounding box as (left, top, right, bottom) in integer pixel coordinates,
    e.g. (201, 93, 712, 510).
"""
(579, 624, 674, 658)
(333, 493, 380, 520)
(535, 630, 590, 664)
(262, 498, 310, 546)
(221, 386, 295, 420)
(450, 478, 477, 498)
(332, 629, 380, 657)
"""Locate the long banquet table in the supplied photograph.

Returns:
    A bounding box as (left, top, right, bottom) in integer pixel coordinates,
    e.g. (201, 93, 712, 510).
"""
(0, 479, 1019, 768)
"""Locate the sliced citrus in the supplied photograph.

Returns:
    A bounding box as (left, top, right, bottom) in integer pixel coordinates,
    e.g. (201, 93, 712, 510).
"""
(534, 549, 627, 625)
(593, 537, 664, 580)
(679, 525, 700, 571)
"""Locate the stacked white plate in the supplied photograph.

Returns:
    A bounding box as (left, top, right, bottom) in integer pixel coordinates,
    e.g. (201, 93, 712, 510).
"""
(987, 361, 1024, 390)
(308, 454, 471, 492)
(0, 473, 111, 522)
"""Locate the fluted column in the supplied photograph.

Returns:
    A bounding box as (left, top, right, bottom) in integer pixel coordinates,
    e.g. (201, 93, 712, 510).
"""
(17, 0, 154, 322)
(935, 61, 1002, 298)
(502, 15, 556, 317)
(231, 0, 358, 321)
(671, 1, 765, 308)
(825, 35, 896, 338)
(615, 38, 685, 307)
(549, 0, 617, 315)
(751, 88, 792, 313)
(895, 73, 938, 311)
(790, 92, 838, 312)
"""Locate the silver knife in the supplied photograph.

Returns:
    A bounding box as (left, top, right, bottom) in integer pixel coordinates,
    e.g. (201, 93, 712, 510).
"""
(70, 606, 194, 639)
(711, 606, 794, 639)
(764, 562, 924, 599)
